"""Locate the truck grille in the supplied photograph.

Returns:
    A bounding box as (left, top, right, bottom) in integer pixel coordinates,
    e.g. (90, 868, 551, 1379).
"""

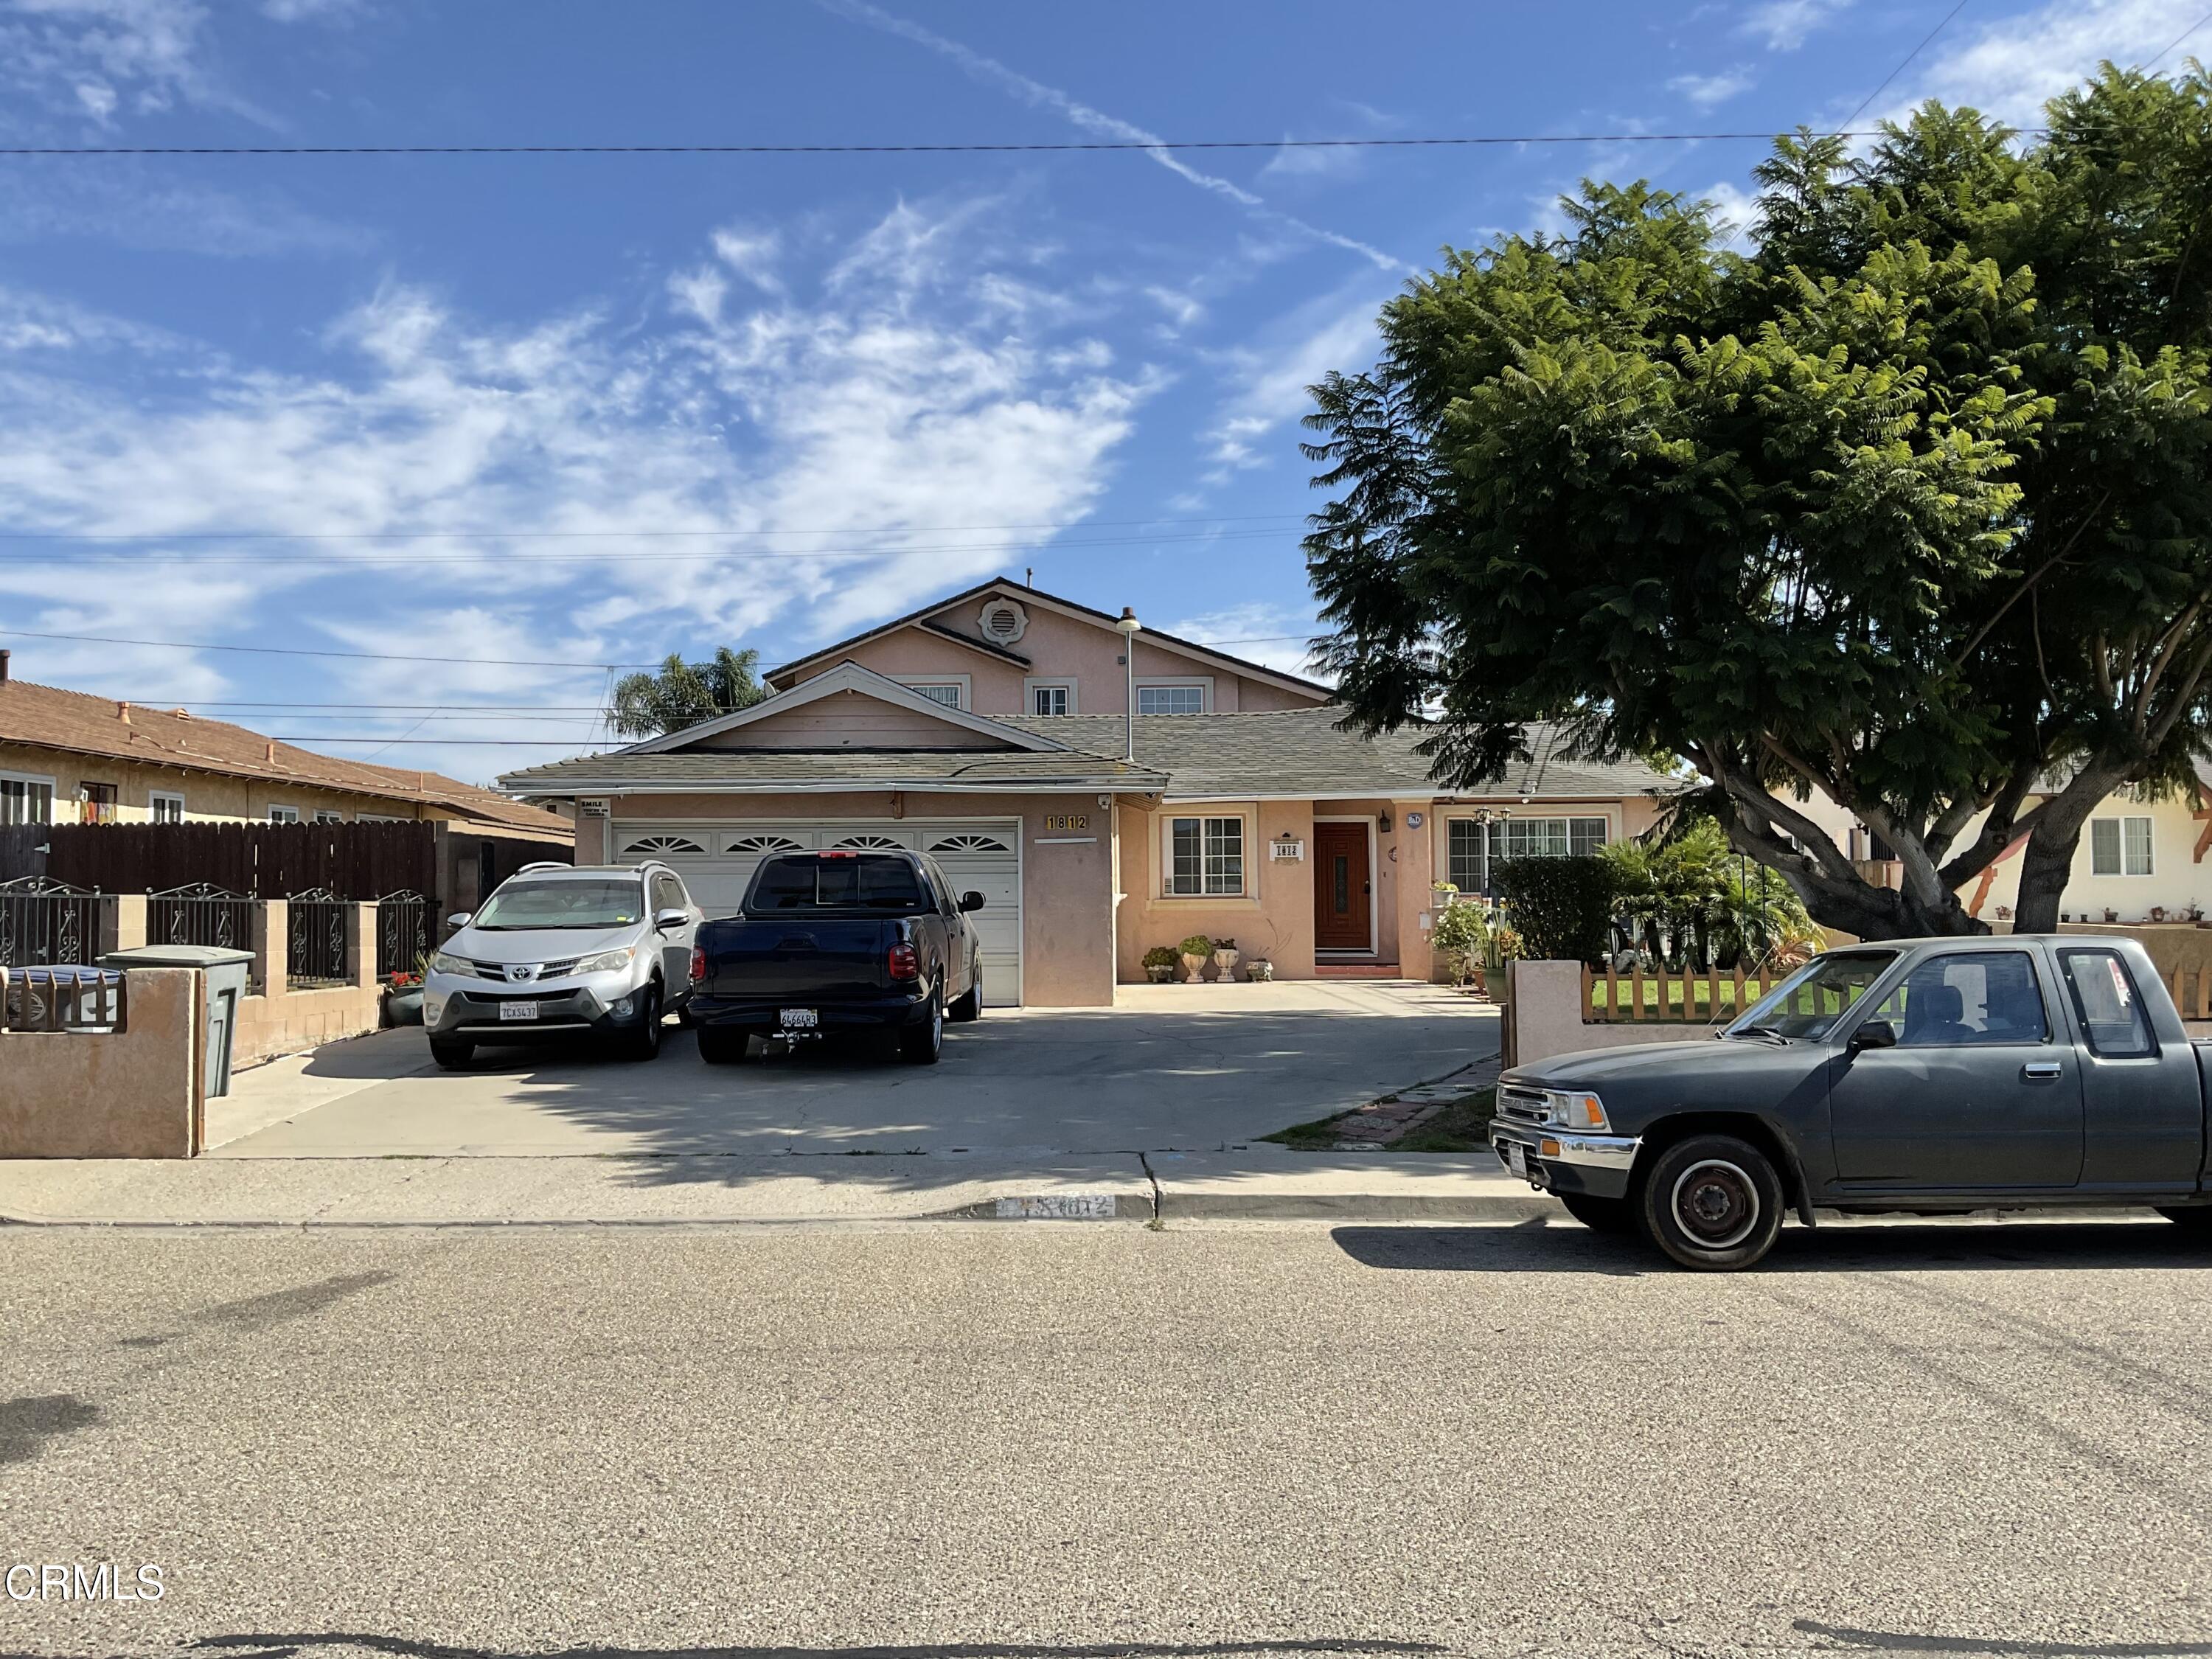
(1497, 1087, 1550, 1124)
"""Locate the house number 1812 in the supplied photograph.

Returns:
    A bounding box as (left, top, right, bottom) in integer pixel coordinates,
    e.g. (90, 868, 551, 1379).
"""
(1043, 814, 1089, 832)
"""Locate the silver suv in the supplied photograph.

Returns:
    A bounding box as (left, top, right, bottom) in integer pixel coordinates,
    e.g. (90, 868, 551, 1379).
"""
(423, 860, 701, 1069)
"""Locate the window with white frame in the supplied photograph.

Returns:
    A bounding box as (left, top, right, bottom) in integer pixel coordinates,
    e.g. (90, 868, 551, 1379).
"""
(2090, 815, 2153, 876)
(1447, 815, 1609, 894)
(268, 805, 301, 824)
(1137, 683, 1208, 716)
(1029, 681, 1074, 716)
(0, 773, 55, 827)
(313, 809, 346, 825)
(1166, 815, 1244, 896)
(149, 790, 185, 824)
(907, 683, 964, 709)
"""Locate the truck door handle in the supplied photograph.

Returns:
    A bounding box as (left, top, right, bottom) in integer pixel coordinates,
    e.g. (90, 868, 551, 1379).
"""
(2022, 1061, 2062, 1081)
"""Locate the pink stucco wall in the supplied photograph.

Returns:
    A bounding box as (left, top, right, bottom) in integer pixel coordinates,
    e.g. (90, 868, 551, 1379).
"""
(782, 595, 1325, 716)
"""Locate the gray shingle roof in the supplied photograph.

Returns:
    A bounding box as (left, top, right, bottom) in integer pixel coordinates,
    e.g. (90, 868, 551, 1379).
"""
(500, 706, 1677, 802)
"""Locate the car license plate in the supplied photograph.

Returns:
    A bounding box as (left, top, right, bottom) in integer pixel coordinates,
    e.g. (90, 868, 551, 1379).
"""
(1503, 1141, 1528, 1179)
(779, 1008, 818, 1030)
(501, 1001, 538, 1022)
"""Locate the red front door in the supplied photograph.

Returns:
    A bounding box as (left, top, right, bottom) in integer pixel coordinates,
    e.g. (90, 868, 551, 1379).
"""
(1312, 821, 1372, 951)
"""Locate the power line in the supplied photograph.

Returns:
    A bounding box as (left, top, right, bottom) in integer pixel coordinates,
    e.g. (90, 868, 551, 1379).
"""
(0, 627, 658, 669)
(0, 129, 2032, 159)
(1832, 0, 1974, 135)
(2144, 4, 2212, 71)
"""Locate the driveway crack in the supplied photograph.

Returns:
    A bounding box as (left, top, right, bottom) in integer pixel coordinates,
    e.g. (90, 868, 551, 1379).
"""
(1136, 1150, 1164, 1227)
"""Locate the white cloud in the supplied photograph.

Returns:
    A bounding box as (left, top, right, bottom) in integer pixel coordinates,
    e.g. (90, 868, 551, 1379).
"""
(1164, 602, 1322, 679)
(1884, 0, 2206, 129)
(816, 0, 1407, 275)
(1198, 286, 1385, 479)
(1738, 0, 1852, 51)
(1668, 66, 1758, 108)
(1697, 178, 1761, 241)
(0, 197, 1155, 776)
(1256, 139, 1367, 185)
(712, 226, 787, 296)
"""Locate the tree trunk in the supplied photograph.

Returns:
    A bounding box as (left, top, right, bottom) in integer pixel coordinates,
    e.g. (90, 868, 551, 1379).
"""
(2010, 760, 2135, 933)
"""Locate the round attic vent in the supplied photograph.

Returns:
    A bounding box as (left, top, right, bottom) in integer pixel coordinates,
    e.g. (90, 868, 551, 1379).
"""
(978, 597, 1029, 645)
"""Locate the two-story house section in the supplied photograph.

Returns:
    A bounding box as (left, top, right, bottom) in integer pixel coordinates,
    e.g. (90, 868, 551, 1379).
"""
(501, 579, 1677, 1007)
(759, 580, 1332, 717)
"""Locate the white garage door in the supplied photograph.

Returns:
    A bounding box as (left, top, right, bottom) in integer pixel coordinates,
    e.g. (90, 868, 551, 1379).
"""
(611, 818, 1022, 1006)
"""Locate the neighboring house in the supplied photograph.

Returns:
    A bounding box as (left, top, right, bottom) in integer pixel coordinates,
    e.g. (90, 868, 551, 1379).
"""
(1801, 778, 2212, 928)
(0, 650, 569, 845)
(500, 579, 1675, 1006)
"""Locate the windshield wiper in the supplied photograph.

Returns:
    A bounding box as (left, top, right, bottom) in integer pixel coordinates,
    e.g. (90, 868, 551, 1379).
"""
(1725, 1024, 1792, 1045)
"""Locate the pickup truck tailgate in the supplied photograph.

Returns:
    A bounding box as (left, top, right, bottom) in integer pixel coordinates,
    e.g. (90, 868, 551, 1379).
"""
(701, 919, 890, 1001)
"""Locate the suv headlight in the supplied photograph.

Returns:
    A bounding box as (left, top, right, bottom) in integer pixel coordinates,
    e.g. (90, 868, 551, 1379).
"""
(428, 951, 476, 977)
(1545, 1090, 1610, 1132)
(575, 947, 636, 975)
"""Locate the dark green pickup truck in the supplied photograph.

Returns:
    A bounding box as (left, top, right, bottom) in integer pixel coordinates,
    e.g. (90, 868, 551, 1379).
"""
(1492, 934, 2212, 1270)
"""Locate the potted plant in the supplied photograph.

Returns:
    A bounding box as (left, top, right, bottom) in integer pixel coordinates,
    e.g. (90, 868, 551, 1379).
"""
(1211, 938, 1241, 979)
(1245, 956, 1274, 982)
(1141, 945, 1178, 984)
(1430, 897, 1489, 992)
(1178, 933, 1214, 982)
(383, 962, 425, 1027)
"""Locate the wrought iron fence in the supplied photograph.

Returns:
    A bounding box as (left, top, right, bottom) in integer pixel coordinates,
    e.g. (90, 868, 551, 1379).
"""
(147, 883, 260, 990)
(376, 890, 428, 981)
(286, 888, 351, 990)
(0, 877, 101, 968)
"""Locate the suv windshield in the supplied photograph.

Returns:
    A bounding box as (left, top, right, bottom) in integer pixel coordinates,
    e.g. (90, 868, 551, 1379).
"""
(1725, 950, 1896, 1040)
(748, 854, 927, 913)
(472, 878, 644, 931)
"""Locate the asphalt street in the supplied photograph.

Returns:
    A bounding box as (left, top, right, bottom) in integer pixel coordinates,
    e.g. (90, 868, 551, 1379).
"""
(4, 1217, 2211, 1659)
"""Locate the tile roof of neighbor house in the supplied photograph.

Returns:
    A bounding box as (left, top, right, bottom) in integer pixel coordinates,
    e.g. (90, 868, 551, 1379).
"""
(0, 676, 568, 834)
(499, 706, 1680, 802)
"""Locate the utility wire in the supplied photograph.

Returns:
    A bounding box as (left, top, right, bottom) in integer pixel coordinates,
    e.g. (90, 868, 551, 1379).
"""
(2143, 4, 2212, 72)
(0, 627, 658, 669)
(0, 511, 1302, 543)
(0, 129, 2051, 159)
(1832, 0, 1974, 135)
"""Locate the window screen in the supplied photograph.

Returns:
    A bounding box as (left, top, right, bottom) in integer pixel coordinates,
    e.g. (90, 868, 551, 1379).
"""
(2090, 817, 2153, 875)
(2059, 949, 2157, 1058)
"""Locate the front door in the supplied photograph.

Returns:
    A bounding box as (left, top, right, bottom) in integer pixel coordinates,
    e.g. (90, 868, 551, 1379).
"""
(1828, 947, 2084, 1192)
(1312, 821, 1372, 952)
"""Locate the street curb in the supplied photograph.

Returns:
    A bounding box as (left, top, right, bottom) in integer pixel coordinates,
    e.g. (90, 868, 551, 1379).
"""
(1158, 1191, 1555, 1222)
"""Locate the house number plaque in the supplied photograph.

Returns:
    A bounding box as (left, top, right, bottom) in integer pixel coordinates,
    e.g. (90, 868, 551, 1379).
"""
(1043, 813, 1089, 832)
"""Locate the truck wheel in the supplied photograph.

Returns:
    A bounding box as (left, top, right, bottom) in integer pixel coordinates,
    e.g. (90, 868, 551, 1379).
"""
(948, 967, 982, 1023)
(2157, 1206, 2212, 1232)
(898, 995, 945, 1065)
(696, 1024, 753, 1065)
(1559, 1193, 1634, 1234)
(619, 984, 663, 1061)
(429, 1036, 474, 1071)
(1636, 1134, 1784, 1271)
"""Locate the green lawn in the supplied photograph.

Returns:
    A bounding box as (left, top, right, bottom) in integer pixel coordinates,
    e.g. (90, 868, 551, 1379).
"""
(1588, 977, 1769, 1019)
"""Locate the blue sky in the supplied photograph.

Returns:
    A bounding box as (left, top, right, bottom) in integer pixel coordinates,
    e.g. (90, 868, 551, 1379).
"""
(0, 0, 2203, 783)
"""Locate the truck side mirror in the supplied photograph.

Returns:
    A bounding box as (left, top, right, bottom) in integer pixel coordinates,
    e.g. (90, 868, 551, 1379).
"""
(1848, 1022, 1897, 1051)
(959, 891, 986, 913)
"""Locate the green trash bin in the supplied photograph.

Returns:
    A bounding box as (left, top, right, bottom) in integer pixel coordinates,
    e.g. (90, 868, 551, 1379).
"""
(100, 944, 256, 1099)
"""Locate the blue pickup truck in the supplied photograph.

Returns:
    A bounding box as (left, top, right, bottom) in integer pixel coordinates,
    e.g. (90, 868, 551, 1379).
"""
(1493, 934, 2212, 1270)
(686, 848, 986, 1066)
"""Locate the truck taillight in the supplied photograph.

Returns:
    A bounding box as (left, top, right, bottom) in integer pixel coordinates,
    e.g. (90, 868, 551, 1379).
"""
(688, 945, 706, 984)
(887, 941, 919, 981)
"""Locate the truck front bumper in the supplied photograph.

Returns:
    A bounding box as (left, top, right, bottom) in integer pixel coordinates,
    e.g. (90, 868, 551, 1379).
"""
(1489, 1119, 1641, 1200)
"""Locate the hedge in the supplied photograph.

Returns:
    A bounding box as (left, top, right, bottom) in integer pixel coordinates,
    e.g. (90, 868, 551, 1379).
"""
(1493, 855, 1618, 964)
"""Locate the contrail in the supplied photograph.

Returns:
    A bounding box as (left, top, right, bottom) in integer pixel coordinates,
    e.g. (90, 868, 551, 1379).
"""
(816, 0, 1408, 274)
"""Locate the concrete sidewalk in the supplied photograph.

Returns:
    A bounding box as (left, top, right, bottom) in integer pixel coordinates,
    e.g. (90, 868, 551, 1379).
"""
(0, 1143, 1545, 1226)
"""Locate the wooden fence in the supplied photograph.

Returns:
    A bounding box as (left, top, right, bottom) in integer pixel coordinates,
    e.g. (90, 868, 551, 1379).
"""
(1585, 966, 1773, 1023)
(30, 820, 439, 900)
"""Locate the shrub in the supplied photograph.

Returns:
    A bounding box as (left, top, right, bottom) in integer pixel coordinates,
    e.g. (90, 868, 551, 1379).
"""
(1141, 945, 1178, 970)
(1178, 933, 1216, 958)
(1494, 856, 1618, 964)
(1430, 898, 1489, 988)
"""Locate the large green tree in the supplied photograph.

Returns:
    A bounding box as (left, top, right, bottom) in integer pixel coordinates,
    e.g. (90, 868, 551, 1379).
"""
(605, 646, 766, 739)
(1304, 66, 2212, 939)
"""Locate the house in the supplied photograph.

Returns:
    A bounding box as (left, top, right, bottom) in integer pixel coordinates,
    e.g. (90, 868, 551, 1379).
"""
(0, 650, 567, 839)
(499, 579, 1675, 1006)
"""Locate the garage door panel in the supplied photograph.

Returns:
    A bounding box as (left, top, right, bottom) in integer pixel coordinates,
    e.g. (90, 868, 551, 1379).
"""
(611, 818, 1022, 1004)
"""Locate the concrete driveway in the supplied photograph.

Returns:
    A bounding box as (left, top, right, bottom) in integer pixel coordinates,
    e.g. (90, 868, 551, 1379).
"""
(211, 980, 1499, 1158)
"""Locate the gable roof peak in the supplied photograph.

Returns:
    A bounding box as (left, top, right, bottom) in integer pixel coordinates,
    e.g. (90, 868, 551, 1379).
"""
(625, 658, 1073, 755)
